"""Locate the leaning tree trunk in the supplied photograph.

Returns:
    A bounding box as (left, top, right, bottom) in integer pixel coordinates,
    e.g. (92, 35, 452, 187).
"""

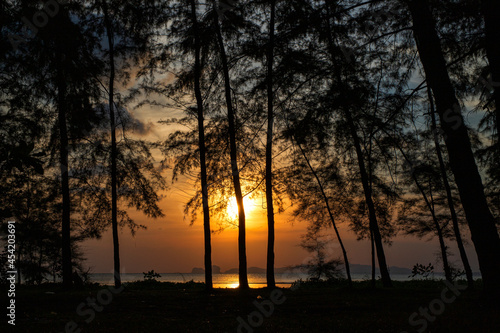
(481, 0, 500, 142)
(56, 53, 72, 289)
(265, 0, 276, 289)
(296, 139, 353, 288)
(428, 88, 474, 288)
(409, 0, 500, 293)
(103, 0, 121, 288)
(191, 0, 213, 291)
(213, 4, 249, 290)
(345, 111, 392, 288)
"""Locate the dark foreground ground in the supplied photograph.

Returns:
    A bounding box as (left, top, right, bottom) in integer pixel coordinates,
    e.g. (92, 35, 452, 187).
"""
(2, 280, 499, 333)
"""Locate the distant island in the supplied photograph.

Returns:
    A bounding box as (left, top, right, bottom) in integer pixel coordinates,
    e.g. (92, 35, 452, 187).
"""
(191, 265, 222, 274)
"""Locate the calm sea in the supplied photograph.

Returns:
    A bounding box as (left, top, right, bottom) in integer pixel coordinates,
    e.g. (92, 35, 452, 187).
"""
(88, 272, 421, 288)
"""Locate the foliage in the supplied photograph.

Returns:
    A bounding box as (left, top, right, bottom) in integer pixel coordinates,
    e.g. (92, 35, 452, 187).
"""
(143, 270, 162, 282)
(409, 263, 435, 280)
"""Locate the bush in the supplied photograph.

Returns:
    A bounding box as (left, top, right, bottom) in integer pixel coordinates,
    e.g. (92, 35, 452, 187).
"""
(143, 270, 161, 281)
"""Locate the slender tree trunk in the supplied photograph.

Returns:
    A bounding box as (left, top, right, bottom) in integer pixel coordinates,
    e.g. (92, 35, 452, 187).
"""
(409, 0, 500, 293)
(345, 111, 392, 287)
(428, 88, 474, 288)
(396, 145, 452, 282)
(428, 178, 452, 282)
(103, 1, 121, 288)
(481, 0, 500, 141)
(367, 141, 376, 289)
(265, 0, 276, 289)
(191, 0, 212, 291)
(213, 5, 249, 290)
(296, 139, 353, 288)
(57, 54, 72, 289)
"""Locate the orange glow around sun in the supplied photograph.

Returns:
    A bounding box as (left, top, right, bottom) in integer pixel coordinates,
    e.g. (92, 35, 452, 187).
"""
(226, 195, 260, 221)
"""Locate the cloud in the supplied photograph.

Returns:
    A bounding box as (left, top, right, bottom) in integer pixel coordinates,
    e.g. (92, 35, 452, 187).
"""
(95, 103, 153, 136)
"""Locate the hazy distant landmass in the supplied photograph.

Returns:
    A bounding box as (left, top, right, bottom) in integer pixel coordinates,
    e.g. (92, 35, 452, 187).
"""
(190, 264, 412, 275)
(224, 267, 266, 274)
(192, 266, 290, 274)
(191, 265, 221, 274)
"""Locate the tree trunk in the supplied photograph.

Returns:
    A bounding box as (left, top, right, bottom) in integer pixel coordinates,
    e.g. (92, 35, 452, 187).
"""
(481, 0, 500, 142)
(265, 0, 276, 289)
(103, 0, 121, 289)
(191, 0, 212, 291)
(409, 0, 500, 293)
(57, 54, 72, 289)
(296, 139, 353, 288)
(428, 177, 452, 282)
(396, 145, 452, 282)
(213, 5, 249, 290)
(428, 88, 474, 288)
(345, 110, 392, 288)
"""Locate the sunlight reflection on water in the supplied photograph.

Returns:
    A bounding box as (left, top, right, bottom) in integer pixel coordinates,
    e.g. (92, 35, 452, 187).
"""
(218, 283, 240, 289)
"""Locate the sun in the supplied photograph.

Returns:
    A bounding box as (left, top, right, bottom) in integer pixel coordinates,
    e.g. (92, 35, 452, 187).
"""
(226, 195, 259, 220)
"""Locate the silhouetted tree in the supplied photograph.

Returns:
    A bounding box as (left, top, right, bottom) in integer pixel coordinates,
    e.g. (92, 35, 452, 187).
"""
(323, 1, 394, 287)
(100, 0, 122, 288)
(26, 3, 103, 288)
(212, 0, 249, 290)
(77, 0, 169, 288)
(293, 137, 353, 287)
(408, 0, 500, 293)
(265, 0, 277, 289)
(190, 0, 213, 290)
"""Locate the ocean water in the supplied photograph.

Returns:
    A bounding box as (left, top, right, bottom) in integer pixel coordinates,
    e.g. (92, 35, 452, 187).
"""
(88, 272, 422, 288)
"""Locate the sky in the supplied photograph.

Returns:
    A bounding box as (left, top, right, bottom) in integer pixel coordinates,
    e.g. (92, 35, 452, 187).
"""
(80, 104, 481, 275)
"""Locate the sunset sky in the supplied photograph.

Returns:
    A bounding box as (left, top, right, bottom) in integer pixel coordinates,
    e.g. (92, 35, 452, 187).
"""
(81, 105, 481, 274)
